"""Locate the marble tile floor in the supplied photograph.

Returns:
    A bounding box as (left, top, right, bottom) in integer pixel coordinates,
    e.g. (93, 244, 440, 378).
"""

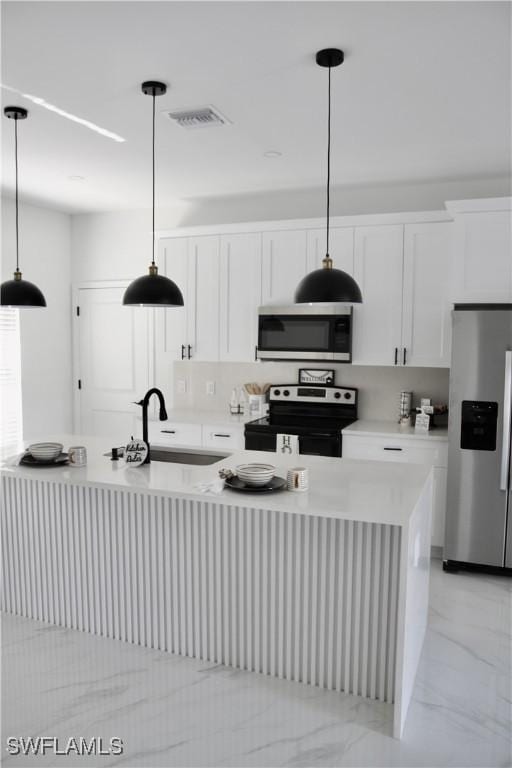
(1, 562, 511, 768)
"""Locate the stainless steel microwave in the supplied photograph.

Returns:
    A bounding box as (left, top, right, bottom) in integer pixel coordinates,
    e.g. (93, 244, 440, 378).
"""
(257, 305, 352, 362)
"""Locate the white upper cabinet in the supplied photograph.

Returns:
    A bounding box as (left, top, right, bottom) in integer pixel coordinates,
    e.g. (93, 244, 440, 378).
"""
(401, 222, 454, 368)
(156, 235, 220, 364)
(446, 198, 512, 302)
(352, 222, 454, 367)
(352, 225, 404, 366)
(156, 237, 192, 363)
(306, 227, 354, 274)
(148, 198, 508, 375)
(219, 233, 262, 361)
(187, 236, 220, 361)
(261, 230, 308, 305)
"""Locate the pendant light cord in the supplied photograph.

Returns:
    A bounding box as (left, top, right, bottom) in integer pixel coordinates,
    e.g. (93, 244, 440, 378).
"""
(14, 115, 19, 272)
(152, 90, 156, 267)
(326, 65, 331, 258)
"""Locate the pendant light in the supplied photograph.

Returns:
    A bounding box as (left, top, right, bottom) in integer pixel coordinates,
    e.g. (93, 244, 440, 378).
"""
(123, 81, 184, 307)
(1, 107, 46, 308)
(295, 49, 362, 304)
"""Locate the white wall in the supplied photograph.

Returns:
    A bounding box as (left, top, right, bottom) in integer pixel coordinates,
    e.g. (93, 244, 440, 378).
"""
(71, 175, 511, 283)
(1, 197, 72, 438)
(172, 361, 450, 423)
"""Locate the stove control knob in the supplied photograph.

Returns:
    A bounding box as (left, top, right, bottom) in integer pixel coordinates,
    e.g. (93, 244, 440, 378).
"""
(274, 389, 281, 396)
(334, 392, 341, 399)
(344, 392, 352, 400)
(283, 389, 290, 397)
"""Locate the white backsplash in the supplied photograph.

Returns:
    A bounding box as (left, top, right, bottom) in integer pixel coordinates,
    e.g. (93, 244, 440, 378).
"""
(172, 361, 450, 422)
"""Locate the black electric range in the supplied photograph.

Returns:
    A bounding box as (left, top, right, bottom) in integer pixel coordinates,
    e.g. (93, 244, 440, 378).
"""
(244, 384, 358, 457)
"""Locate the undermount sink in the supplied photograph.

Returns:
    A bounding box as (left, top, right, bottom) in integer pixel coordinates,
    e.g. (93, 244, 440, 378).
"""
(150, 448, 228, 466)
(104, 446, 229, 465)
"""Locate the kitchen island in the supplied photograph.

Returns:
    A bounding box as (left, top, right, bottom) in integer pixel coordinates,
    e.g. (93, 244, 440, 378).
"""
(1, 436, 433, 738)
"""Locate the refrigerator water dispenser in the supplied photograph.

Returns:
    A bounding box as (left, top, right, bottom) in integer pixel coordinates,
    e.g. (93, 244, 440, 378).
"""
(460, 401, 498, 451)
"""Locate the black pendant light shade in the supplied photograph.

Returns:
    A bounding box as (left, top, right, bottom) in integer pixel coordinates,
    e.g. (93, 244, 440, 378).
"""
(122, 267, 184, 307)
(295, 265, 362, 304)
(295, 49, 362, 305)
(1, 275, 47, 307)
(123, 82, 184, 307)
(1, 107, 46, 308)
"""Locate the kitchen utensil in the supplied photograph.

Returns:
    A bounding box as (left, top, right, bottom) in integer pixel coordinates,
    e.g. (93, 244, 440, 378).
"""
(225, 475, 286, 493)
(229, 388, 239, 414)
(248, 394, 266, 418)
(236, 462, 275, 486)
(28, 442, 63, 461)
(398, 391, 412, 423)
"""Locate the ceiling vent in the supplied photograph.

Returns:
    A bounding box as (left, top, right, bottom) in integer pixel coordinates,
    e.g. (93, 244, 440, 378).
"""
(164, 105, 231, 129)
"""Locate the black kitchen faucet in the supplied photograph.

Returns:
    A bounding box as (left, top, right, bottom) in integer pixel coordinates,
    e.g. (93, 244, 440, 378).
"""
(135, 387, 168, 464)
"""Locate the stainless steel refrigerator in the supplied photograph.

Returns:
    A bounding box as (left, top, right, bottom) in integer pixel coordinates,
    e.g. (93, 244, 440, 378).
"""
(444, 305, 512, 573)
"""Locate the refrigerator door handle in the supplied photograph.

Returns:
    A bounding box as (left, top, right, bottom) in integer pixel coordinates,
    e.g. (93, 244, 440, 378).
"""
(500, 351, 512, 491)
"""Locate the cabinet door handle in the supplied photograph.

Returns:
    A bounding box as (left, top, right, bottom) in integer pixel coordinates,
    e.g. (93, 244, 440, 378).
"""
(187, 344, 192, 359)
(161, 429, 176, 434)
(213, 433, 231, 438)
(181, 344, 186, 360)
(384, 446, 403, 451)
(403, 347, 407, 365)
(394, 347, 398, 365)
(255, 345, 259, 361)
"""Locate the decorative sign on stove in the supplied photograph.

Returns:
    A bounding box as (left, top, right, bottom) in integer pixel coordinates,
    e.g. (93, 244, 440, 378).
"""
(298, 369, 335, 386)
(276, 434, 299, 455)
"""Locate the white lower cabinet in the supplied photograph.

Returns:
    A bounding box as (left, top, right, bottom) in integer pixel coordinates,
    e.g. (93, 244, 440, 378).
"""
(148, 420, 244, 451)
(342, 431, 448, 549)
(148, 421, 202, 447)
(202, 425, 244, 450)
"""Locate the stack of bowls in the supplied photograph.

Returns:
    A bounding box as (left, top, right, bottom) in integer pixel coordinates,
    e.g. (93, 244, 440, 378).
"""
(236, 463, 275, 487)
(28, 442, 63, 461)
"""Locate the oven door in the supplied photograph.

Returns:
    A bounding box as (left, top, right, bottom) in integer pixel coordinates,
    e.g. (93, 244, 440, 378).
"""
(257, 308, 352, 362)
(299, 433, 341, 457)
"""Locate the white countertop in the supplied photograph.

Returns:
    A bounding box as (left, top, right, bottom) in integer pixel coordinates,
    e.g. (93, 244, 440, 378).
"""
(138, 409, 249, 427)
(2, 434, 431, 528)
(342, 419, 448, 442)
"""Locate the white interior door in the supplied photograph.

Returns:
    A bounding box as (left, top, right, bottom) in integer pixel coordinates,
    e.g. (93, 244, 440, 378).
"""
(75, 285, 151, 441)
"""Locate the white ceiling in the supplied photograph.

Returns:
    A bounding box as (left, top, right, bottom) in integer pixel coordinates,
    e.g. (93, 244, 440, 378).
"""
(1, 1, 510, 214)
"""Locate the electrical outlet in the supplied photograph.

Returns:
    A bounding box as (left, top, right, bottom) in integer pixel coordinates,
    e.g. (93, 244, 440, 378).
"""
(206, 381, 215, 396)
(177, 379, 187, 394)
